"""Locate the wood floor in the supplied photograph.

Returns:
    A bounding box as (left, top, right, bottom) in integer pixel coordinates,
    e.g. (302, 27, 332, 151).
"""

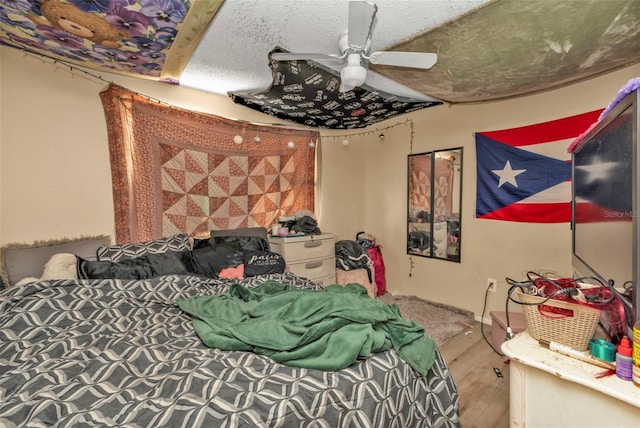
(438, 321, 511, 428)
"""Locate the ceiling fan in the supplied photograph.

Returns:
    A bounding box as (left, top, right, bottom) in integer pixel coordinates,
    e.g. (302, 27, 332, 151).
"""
(270, 0, 438, 92)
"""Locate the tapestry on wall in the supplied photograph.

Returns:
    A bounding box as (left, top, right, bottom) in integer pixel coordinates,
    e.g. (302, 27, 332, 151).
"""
(100, 84, 318, 244)
(475, 110, 602, 223)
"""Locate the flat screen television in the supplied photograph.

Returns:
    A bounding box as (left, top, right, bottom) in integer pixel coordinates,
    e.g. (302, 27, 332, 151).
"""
(572, 87, 639, 338)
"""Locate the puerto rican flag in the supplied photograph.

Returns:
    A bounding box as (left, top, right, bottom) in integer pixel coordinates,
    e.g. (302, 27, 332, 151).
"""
(475, 110, 602, 222)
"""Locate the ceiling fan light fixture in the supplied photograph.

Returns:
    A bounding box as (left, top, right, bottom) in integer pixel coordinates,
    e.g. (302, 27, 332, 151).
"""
(340, 65, 367, 89)
(340, 53, 367, 91)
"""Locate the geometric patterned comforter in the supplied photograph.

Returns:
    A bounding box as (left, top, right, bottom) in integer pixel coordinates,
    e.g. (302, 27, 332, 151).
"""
(0, 273, 460, 427)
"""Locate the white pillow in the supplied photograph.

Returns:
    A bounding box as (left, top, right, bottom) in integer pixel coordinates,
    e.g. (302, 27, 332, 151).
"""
(40, 253, 78, 281)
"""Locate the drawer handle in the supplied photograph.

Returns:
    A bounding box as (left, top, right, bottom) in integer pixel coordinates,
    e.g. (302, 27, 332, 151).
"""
(305, 261, 323, 269)
(304, 241, 322, 248)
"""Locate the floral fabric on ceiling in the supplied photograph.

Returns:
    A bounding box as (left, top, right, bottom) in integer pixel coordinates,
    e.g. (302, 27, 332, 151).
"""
(0, 0, 219, 82)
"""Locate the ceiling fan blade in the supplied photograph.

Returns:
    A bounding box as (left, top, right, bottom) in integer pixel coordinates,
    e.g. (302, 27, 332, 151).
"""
(271, 52, 342, 62)
(348, 0, 377, 50)
(369, 51, 438, 69)
(363, 69, 441, 102)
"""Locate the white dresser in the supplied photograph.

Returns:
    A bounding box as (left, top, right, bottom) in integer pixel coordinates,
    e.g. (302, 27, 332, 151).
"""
(268, 233, 336, 285)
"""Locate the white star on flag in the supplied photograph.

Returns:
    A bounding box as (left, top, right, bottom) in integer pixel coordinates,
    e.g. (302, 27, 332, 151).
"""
(575, 156, 620, 184)
(491, 160, 526, 188)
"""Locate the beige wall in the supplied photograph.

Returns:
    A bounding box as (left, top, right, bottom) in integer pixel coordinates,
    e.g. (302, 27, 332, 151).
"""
(1, 45, 638, 319)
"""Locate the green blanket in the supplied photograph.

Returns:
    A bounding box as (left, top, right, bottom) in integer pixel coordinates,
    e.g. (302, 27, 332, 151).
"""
(178, 281, 436, 375)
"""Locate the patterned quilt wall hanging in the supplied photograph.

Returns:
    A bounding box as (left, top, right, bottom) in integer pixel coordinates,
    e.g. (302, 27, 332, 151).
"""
(230, 48, 443, 130)
(100, 84, 318, 244)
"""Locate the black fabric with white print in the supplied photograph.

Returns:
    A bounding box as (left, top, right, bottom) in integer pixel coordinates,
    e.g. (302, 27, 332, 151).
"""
(230, 48, 442, 129)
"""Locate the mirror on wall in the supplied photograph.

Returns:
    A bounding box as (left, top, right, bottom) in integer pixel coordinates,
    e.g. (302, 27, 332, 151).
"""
(407, 148, 463, 262)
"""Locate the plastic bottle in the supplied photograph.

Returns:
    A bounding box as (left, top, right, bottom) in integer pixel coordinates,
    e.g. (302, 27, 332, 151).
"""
(616, 336, 633, 381)
(633, 320, 640, 387)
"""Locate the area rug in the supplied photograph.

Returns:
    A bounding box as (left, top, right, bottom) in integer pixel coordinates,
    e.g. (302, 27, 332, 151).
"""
(379, 293, 474, 346)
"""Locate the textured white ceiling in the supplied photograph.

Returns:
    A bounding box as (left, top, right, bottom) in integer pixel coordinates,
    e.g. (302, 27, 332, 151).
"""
(180, 0, 491, 98)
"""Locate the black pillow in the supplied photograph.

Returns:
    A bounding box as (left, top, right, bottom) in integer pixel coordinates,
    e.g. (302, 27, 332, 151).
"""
(191, 245, 243, 277)
(193, 238, 242, 252)
(243, 251, 286, 277)
(77, 250, 195, 280)
(212, 235, 270, 252)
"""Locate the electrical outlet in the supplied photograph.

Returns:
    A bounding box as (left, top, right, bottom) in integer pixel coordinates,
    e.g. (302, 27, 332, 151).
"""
(487, 278, 497, 292)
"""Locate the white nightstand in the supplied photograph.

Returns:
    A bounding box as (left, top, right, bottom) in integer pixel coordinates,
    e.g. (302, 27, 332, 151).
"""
(268, 233, 336, 285)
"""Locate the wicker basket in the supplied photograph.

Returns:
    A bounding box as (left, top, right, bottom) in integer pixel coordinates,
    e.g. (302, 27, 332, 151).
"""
(516, 291, 601, 351)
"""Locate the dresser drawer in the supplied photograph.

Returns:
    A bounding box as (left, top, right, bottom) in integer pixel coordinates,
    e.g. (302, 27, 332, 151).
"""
(288, 256, 336, 281)
(268, 234, 335, 263)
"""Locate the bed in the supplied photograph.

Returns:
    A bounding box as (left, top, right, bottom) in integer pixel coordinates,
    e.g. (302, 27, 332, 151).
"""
(0, 230, 461, 427)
